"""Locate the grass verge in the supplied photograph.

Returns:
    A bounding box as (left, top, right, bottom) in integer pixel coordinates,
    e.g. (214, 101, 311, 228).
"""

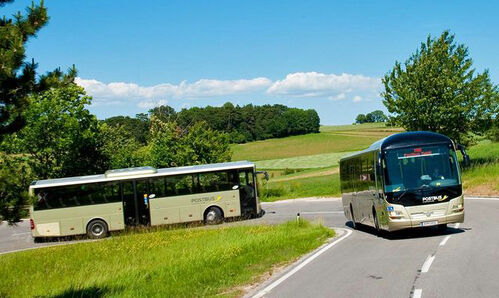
(261, 174, 341, 202)
(462, 140, 499, 196)
(0, 221, 333, 298)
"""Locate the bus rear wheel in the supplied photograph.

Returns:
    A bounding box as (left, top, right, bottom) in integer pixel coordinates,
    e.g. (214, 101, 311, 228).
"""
(204, 207, 223, 225)
(87, 219, 108, 239)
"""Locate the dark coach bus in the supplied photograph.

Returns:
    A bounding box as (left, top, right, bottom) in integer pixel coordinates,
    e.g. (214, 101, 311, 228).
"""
(340, 131, 469, 233)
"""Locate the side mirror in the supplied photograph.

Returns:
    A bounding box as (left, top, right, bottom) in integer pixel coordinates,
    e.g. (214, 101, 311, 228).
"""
(457, 144, 471, 167)
(256, 171, 270, 181)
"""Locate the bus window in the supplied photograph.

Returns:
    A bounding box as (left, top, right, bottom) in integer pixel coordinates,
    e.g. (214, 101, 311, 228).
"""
(149, 177, 166, 198)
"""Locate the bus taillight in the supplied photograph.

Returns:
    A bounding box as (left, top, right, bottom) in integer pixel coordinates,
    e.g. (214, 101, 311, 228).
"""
(30, 219, 35, 230)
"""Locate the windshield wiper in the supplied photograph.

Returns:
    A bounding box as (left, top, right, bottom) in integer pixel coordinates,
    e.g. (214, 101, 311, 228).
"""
(393, 189, 409, 202)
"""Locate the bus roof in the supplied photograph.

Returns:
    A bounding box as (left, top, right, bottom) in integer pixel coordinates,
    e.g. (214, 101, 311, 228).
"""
(340, 131, 454, 161)
(30, 161, 255, 189)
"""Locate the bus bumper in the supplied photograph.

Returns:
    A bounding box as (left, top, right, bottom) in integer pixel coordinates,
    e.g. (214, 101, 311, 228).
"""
(386, 196, 465, 232)
(387, 211, 464, 231)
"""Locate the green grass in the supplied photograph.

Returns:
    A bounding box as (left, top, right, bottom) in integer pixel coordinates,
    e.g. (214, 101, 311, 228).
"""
(0, 221, 333, 298)
(232, 123, 398, 162)
(255, 152, 353, 169)
(261, 173, 341, 202)
(461, 140, 499, 195)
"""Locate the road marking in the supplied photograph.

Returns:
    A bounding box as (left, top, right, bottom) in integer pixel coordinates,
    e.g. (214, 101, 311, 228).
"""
(252, 228, 353, 298)
(11, 232, 31, 236)
(299, 211, 343, 214)
(465, 197, 499, 201)
(439, 235, 451, 246)
(421, 254, 435, 273)
(413, 288, 422, 298)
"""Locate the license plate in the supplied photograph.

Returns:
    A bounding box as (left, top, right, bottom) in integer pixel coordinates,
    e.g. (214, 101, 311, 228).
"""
(420, 221, 438, 227)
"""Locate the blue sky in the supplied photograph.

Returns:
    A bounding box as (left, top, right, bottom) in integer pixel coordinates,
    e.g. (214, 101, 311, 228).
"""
(3, 0, 499, 124)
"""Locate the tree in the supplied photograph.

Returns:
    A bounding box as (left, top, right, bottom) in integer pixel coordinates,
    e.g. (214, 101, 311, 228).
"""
(0, 0, 75, 139)
(355, 114, 368, 124)
(99, 123, 146, 169)
(366, 110, 388, 123)
(382, 31, 499, 144)
(0, 152, 35, 223)
(15, 85, 107, 179)
(149, 105, 176, 123)
(148, 117, 231, 168)
(102, 115, 149, 145)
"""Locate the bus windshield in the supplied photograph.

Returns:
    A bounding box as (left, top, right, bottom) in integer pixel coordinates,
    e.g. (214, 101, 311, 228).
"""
(383, 144, 460, 194)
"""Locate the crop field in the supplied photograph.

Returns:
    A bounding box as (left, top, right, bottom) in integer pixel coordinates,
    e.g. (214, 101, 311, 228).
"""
(255, 151, 353, 169)
(0, 221, 333, 297)
(231, 123, 399, 162)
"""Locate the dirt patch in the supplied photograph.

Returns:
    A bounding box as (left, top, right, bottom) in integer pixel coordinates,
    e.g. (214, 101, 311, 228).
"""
(464, 183, 499, 197)
(219, 262, 290, 297)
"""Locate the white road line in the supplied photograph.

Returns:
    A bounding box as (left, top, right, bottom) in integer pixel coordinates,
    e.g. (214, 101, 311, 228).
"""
(465, 197, 499, 201)
(11, 232, 31, 236)
(413, 288, 423, 298)
(252, 228, 353, 298)
(299, 211, 343, 214)
(421, 254, 435, 273)
(439, 235, 451, 246)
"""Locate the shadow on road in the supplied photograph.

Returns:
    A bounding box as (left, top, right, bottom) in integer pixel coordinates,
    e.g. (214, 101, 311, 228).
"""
(345, 221, 466, 240)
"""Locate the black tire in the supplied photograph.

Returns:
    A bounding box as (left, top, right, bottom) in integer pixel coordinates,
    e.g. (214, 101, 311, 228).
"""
(204, 207, 223, 225)
(373, 209, 380, 235)
(350, 205, 357, 229)
(86, 219, 108, 239)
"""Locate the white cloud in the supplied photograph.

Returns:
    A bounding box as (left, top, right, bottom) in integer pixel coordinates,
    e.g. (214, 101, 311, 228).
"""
(266, 72, 381, 98)
(137, 99, 168, 109)
(353, 95, 362, 102)
(76, 72, 381, 108)
(75, 77, 272, 102)
(328, 93, 346, 101)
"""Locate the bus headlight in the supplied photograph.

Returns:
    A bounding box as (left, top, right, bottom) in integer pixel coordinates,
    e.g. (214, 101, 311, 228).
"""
(389, 210, 404, 219)
(452, 203, 464, 213)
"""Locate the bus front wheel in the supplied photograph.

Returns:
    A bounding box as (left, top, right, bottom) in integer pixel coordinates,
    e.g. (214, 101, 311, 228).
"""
(87, 219, 108, 239)
(204, 207, 223, 225)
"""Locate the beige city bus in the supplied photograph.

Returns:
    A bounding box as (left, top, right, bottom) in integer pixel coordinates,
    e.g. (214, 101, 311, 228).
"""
(29, 161, 264, 240)
(340, 131, 469, 233)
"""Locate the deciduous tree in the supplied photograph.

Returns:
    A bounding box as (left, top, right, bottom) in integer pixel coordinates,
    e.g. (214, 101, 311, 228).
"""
(382, 31, 499, 144)
(0, 0, 75, 139)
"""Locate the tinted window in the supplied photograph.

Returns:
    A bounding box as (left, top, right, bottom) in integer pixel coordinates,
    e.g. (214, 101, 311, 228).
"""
(34, 182, 121, 210)
(383, 145, 459, 192)
(199, 171, 235, 192)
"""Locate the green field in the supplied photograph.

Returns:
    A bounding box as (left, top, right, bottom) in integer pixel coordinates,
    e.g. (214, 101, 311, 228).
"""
(0, 221, 333, 297)
(232, 123, 400, 162)
(233, 124, 499, 201)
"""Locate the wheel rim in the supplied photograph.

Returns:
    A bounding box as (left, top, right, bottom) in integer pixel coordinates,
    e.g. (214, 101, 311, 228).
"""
(92, 224, 104, 236)
(206, 210, 217, 222)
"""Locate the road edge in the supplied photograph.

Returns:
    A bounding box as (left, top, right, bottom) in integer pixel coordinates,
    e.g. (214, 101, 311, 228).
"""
(245, 227, 353, 298)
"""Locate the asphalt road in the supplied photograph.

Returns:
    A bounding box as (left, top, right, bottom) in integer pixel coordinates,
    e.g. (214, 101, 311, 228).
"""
(249, 196, 499, 298)
(1, 197, 498, 298)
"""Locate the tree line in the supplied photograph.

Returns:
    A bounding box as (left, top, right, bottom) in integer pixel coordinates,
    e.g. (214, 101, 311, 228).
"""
(103, 103, 321, 145)
(355, 110, 388, 124)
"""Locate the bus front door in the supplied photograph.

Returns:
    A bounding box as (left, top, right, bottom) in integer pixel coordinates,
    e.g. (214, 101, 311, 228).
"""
(122, 180, 151, 226)
(238, 170, 256, 216)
